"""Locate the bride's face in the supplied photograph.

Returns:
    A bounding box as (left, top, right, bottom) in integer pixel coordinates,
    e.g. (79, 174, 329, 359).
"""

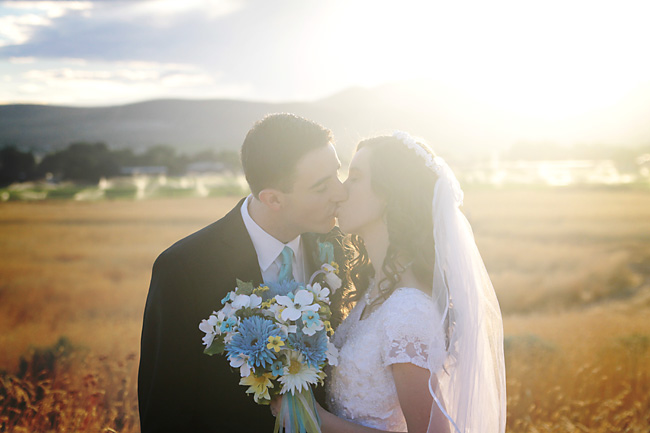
(336, 147, 385, 236)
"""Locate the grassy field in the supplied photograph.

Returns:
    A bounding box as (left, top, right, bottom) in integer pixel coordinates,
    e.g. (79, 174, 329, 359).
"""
(1, 189, 649, 432)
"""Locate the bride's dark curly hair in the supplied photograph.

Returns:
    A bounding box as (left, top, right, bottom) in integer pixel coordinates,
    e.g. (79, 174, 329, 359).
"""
(341, 135, 439, 314)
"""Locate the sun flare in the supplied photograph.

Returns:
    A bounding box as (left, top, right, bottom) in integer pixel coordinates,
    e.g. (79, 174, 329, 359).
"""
(321, 0, 650, 122)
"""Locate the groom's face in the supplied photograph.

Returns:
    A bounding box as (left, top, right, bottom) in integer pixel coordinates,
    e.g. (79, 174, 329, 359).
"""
(279, 143, 347, 235)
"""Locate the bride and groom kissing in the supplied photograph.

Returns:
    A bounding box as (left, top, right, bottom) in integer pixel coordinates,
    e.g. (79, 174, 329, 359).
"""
(138, 113, 507, 433)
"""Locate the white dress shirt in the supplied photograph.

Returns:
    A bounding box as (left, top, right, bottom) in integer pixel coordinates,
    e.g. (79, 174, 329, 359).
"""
(240, 195, 306, 284)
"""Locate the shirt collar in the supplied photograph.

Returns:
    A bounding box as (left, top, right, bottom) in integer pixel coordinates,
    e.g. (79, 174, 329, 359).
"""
(240, 194, 301, 272)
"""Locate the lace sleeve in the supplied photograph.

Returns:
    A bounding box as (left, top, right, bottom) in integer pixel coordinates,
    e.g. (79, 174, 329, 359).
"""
(381, 288, 446, 371)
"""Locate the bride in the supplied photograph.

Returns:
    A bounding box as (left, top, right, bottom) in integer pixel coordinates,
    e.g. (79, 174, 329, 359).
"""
(319, 132, 506, 433)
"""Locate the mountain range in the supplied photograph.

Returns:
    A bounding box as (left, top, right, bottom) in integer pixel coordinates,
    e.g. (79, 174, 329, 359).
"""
(2, 80, 649, 162)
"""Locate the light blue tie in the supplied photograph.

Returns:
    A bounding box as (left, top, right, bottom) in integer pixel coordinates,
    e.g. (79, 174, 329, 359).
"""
(278, 246, 294, 282)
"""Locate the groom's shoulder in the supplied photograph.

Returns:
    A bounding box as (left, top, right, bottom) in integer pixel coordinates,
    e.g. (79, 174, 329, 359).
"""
(157, 199, 245, 262)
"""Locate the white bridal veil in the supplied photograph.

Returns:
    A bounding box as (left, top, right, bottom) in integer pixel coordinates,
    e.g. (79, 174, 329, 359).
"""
(392, 131, 506, 433)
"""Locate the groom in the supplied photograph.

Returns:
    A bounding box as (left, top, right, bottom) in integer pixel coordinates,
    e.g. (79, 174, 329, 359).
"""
(138, 113, 348, 432)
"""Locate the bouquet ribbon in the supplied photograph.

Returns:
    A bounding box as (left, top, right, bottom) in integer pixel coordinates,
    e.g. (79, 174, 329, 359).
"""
(274, 387, 321, 433)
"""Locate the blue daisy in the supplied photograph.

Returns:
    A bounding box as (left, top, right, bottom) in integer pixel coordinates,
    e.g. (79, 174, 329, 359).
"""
(226, 316, 282, 368)
(288, 328, 328, 367)
(264, 279, 302, 300)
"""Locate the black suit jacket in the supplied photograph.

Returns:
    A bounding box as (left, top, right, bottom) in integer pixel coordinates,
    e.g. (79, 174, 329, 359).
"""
(138, 199, 324, 432)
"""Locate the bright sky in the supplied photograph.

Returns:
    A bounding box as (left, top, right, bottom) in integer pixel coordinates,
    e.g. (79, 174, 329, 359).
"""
(1, 0, 650, 140)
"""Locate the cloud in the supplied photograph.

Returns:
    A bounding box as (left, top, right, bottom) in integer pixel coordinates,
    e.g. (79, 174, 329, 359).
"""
(9, 56, 35, 64)
(5, 0, 650, 107)
(21, 61, 210, 85)
(2, 1, 92, 18)
(0, 0, 263, 105)
(0, 0, 244, 63)
(0, 10, 51, 47)
(0, 0, 341, 101)
(3, 56, 253, 105)
(0, 1, 92, 46)
(122, 0, 242, 22)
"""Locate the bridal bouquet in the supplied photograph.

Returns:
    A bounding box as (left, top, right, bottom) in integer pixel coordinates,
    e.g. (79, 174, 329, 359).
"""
(199, 244, 342, 433)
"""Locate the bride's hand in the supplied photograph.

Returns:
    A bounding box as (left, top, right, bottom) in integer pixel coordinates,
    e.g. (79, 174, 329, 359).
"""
(270, 395, 282, 417)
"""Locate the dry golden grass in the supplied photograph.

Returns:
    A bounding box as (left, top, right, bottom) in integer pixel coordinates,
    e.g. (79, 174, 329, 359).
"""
(465, 188, 650, 314)
(1, 190, 649, 432)
(0, 198, 239, 432)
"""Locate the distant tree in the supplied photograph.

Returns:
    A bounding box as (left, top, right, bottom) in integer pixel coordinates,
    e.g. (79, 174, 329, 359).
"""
(215, 149, 242, 172)
(31, 143, 245, 184)
(140, 145, 176, 166)
(139, 144, 188, 175)
(0, 146, 37, 186)
(111, 148, 139, 167)
(38, 142, 119, 184)
(190, 149, 218, 162)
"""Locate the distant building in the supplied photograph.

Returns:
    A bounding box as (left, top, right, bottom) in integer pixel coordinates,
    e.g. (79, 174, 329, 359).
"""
(186, 161, 226, 174)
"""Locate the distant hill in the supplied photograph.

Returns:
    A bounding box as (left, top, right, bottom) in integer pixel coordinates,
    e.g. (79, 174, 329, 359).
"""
(0, 99, 280, 155)
(2, 80, 649, 162)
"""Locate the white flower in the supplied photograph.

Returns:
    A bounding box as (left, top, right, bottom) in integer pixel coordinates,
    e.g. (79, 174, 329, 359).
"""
(278, 322, 298, 336)
(249, 293, 263, 308)
(278, 351, 320, 394)
(275, 290, 319, 322)
(302, 323, 323, 336)
(268, 302, 286, 323)
(231, 294, 248, 310)
(301, 310, 324, 336)
(321, 264, 342, 293)
(326, 342, 339, 366)
(199, 312, 222, 346)
(231, 293, 262, 310)
(199, 315, 221, 347)
(221, 302, 236, 317)
(230, 354, 252, 377)
(221, 315, 239, 344)
(393, 130, 439, 172)
(393, 130, 417, 148)
(306, 283, 330, 304)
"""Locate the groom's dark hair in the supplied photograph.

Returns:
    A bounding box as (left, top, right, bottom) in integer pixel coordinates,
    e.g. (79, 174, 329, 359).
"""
(241, 113, 333, 197)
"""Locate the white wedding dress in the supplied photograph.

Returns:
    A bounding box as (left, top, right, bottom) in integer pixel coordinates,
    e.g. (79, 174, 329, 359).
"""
(326, 287, 447, 432)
